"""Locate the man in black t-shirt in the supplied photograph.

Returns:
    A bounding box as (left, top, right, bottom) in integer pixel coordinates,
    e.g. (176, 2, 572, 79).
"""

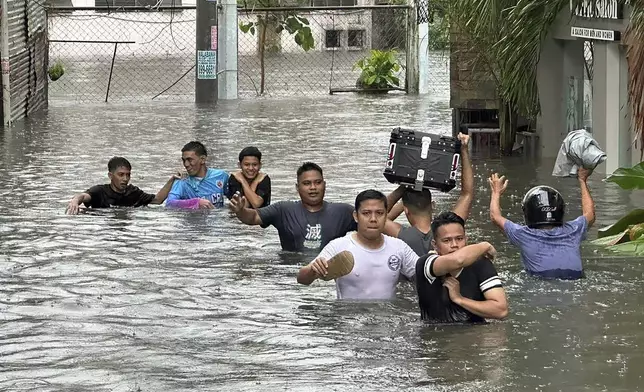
(229, 162, 356, 252)
(65, 157, 179, 214)
(415, 211, 508, 323)
(225, 146, 271, 209)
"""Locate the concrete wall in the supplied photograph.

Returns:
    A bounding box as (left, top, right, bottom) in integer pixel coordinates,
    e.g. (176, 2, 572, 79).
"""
(238, 10, 373, 56)
(536, 5, 639, 173)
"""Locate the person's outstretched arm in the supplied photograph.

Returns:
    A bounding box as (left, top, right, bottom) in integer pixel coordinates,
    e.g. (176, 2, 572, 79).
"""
(488, 173, 509, 233)
(578, 167, 595, 227)
(452, 133, 474, 221)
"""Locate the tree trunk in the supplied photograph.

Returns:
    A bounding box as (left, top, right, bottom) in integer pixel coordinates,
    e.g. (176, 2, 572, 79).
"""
(258, 13, 268, 95)
(498, 100, 516, 156)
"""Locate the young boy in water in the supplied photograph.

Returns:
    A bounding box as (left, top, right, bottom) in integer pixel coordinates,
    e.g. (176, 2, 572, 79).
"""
(66, 157, 179, 214)
(225, 146, 271, 209)
(488, 167, 595, 280)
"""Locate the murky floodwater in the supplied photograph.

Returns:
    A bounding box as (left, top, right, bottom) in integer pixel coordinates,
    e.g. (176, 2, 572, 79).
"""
(1, 95, 643, 391)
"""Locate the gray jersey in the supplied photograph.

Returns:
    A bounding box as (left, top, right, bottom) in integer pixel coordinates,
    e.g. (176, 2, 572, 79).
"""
(257, 201, 357, 252)
(398, 225, 433, 256)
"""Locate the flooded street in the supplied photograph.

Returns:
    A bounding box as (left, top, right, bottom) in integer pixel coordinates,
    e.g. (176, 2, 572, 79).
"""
(1, 94, 643, 391)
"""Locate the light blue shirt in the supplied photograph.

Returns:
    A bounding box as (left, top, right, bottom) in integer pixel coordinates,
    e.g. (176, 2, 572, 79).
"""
(166, 168, 229, 208)
(504, 216, 588, 280)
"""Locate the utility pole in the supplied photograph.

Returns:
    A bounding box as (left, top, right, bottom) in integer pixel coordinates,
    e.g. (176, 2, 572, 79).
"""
(196, 0, 218, 104)
(1, 0, 12, 125)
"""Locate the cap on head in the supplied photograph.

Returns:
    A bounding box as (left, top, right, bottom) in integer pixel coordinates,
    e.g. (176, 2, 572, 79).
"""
(521, 185, 565, 228)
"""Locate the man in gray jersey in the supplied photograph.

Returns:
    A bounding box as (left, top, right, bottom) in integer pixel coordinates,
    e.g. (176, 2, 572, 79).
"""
(383, 132, 473, 256)
(229, 162, 356, 252)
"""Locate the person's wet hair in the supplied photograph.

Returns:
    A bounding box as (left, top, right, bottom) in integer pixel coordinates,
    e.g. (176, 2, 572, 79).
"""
(402, 189, 432, 213)
(107, 157, 131, 172)
(239, 146, 262, 162)
(296, 162, 323, 180)
(181, 141, 208, 157)
(354, 189, 388, 212)
(431, 211, 465, 236)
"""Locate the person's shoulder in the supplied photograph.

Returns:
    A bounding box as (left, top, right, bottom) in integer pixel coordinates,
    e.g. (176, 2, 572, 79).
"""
(124, 184, 143, 192)
(384, 234, 407, 247)
(327, 201, 354, 212)
(207, 168, 229, 178)
(565, 215, 588, 227)
(87, 184, 109, 193)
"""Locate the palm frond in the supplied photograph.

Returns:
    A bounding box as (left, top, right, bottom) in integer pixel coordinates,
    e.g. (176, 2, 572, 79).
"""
(626, 1, 644, 159)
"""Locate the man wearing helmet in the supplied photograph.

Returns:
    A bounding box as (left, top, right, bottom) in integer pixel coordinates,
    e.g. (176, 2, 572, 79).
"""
(488, 168, 595, 280)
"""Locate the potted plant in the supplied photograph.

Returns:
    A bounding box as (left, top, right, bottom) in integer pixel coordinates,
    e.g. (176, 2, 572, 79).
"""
(48, 61, 65, 81)
(353, 49, 402, 93)
(590, 161, 644, 255)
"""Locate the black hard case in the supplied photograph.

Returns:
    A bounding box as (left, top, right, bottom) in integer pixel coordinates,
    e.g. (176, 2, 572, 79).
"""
(383, 127, 461, 192)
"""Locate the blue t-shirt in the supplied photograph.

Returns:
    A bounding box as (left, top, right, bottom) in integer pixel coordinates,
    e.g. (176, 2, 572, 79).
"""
(167, 168, 229, 208)
(504, 216, 588, 280)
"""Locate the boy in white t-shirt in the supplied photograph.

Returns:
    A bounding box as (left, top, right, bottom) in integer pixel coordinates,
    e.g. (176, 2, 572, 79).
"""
(297, 189, 419, 300)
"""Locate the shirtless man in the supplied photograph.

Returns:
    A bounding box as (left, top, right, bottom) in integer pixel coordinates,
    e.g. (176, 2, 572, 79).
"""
(297, 189, 419, 300)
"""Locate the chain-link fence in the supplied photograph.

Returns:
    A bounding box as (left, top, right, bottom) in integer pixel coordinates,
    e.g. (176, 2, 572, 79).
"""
(237, 6, 408, 96)
(47, 7, 196, 102)
(46, 5, 454, 102)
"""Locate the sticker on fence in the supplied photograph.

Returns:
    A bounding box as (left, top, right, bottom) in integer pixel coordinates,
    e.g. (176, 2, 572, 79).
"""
(211, 27, 218, 51)
(197, 50, 217, 80)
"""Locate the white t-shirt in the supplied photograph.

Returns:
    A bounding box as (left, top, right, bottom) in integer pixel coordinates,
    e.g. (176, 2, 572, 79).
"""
(315, 232, 419, 300)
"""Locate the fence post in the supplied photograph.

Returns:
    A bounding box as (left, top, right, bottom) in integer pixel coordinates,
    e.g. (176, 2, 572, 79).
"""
(196, 0, 218, 104)
(405, 2, 419, 94)
(417, 0, 429, 94)
(105, 43, 118, 103)
(217, 0, 238, 99)
(1, 0, 12, 125)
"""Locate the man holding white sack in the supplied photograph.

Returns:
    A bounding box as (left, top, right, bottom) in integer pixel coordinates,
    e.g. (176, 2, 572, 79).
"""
(552, 128, 607, 177)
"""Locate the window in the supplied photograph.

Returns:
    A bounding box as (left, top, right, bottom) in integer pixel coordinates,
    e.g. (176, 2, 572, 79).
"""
(348, 30, 365, 48)
(311, 0, 357, 6)
(325, 30, 341, 48)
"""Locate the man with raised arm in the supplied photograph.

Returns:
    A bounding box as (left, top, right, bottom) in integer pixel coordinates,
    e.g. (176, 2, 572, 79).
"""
(384, 132, 473, 256)
(488, 168, 595, 280)
(229, 162, 356, 252)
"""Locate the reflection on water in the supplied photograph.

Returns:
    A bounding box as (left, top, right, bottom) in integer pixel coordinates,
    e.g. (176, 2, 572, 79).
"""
(0, 95, 642, 391)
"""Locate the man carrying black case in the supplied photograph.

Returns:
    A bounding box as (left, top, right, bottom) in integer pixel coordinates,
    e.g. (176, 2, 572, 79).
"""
(382, 132, 473, 256)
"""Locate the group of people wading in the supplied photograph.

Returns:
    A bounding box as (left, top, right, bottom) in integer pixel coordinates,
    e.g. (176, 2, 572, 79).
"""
(67, 135, 596, 324)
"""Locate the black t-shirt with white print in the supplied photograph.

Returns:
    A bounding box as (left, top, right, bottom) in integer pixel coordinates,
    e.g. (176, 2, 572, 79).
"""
(415, 252, 503, 324)
(83, 184, 155, 209)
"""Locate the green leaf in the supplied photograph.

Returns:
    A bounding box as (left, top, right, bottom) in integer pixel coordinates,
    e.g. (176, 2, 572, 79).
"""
(597, 209, 644, 238)
(249, 26, 255, 35)
(366, 75, 377, 85)
(239, 22, 253, 34)
(607, 237, 644, 256)
(589, 230, 629, 246)
(294, 32, 303, 46)
(605, 162, 644, 190)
